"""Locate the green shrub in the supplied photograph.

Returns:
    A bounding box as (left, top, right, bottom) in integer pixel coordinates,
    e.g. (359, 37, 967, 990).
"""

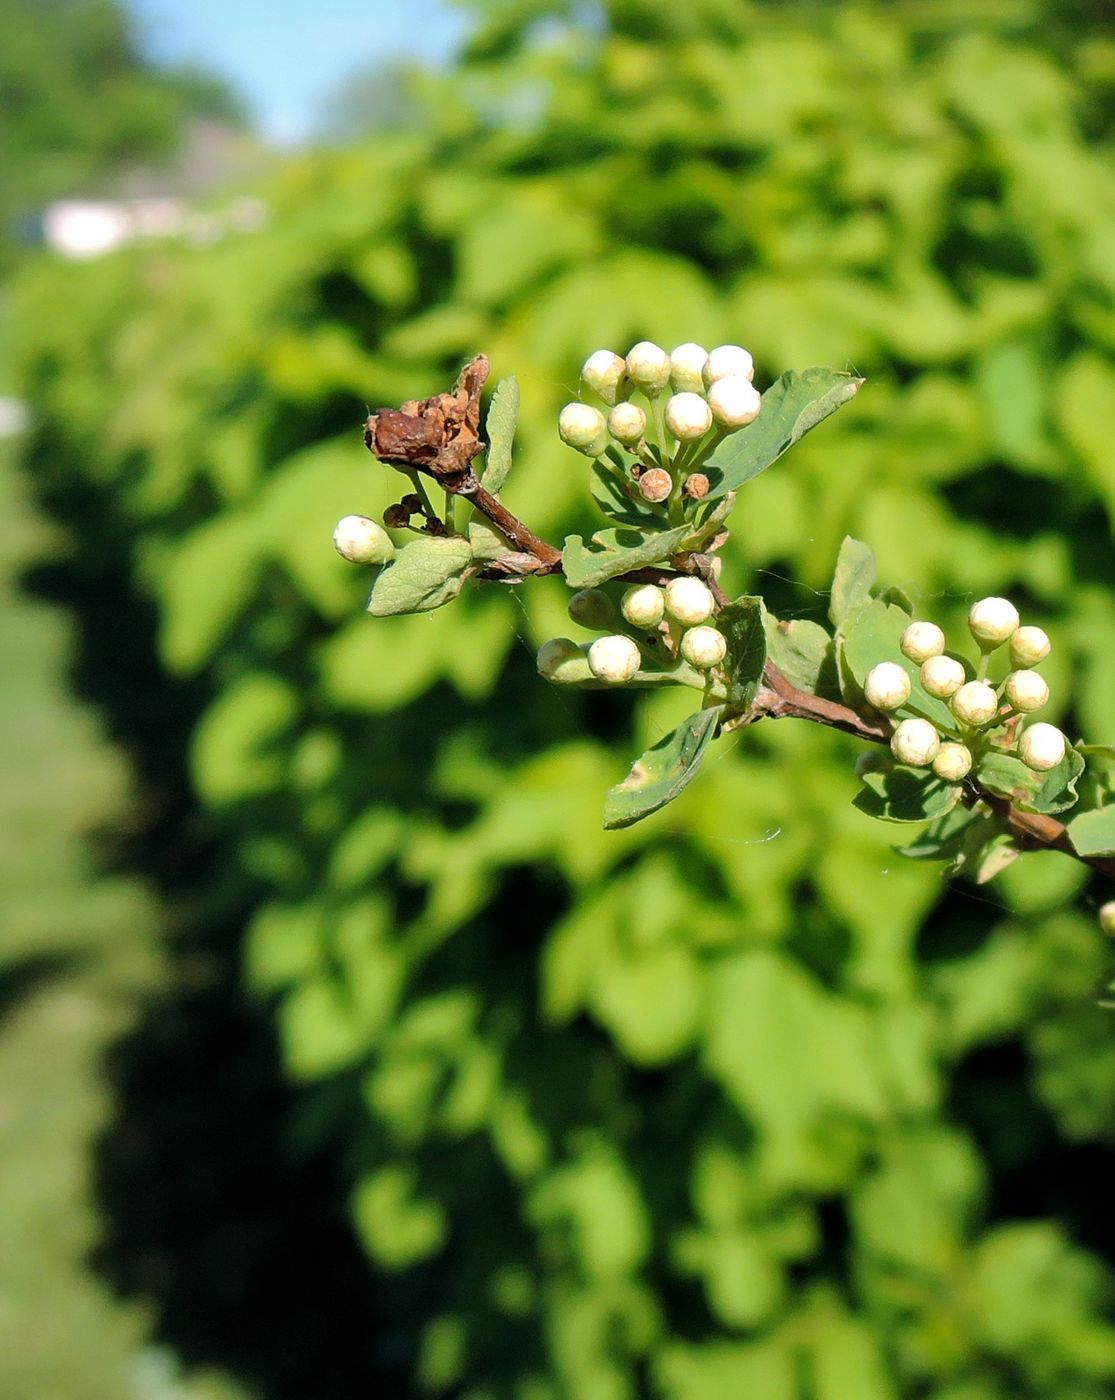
(14, 2, 1115, 1394)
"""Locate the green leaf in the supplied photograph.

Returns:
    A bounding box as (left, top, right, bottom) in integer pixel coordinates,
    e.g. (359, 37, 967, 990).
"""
(467, 519, 511, 560)
(1067, 804, 1115, 857)
(897, 805, 986, 861)
(1077, 743, 1115, 762)
(702, 368, 863, 501)
(589, 459, 668, 529)
(763, 609, 837, 697)
(479, 375, 519, 494)
(563, 524, 691, 588)
(976, 747, 1084, 815)
(838, 599, 957, 731)
(366, 536, 475, 616)
(603, 706, 723, 829)
(828, 536, 877, 627)
(719, 597, 767, 709)
(854, 766, 961, 823)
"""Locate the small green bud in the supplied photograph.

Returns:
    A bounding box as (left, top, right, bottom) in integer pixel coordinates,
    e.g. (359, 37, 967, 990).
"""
(1018, 722, 1066, 772)
(537, 637, 591, 684)
(1099, 900, 1115, 937)
(664, 576, 715, 625)
(558, 402, 607, 452)
(900, 621, 945, 663)
(680, 624, 727, 669)
(864, 661, 912, 712)
(568, 588, 616, 630)
(581, 349, 626, 404)
(333, 515, 396, 565)
(587, 634, 642, 684)
(968, 596, 1019, 647)
(621, 584, 665, 628)
(951, 681, 1000, 727)
(707, 375, 761, 428)
(891, 718, 941, 767)
(933, 742, 973, 782)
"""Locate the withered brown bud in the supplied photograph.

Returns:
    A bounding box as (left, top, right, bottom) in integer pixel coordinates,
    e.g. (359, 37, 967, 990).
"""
(383, 503, 412, 528)
(683, 472, 710, 500)
(639, 467, 673, 504)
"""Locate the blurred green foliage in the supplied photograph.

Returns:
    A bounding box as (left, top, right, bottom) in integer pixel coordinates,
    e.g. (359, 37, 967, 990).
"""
(13, 0, 1115, 1394)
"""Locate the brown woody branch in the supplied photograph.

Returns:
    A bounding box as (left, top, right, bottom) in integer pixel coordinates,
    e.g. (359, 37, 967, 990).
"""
(364, 356, 1111, 884)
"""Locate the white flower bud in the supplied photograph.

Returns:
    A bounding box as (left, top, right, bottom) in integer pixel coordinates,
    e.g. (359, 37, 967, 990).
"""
(581, 349, 626, 404)
(587, 634, 642, 684)
(664, 576, 715, 625)
(951, 680, 1000, 727)
(568, 587, 616, 630)
(891, 718, 941, 767)
(621, 584, 665, 628)
(707, 375, 761, 428)
(607, 402, 647, 445)
(1004, 669, 1049, 713)
(900, 621, 946, 663)
(921, 654, 966, 698)
(864, 661, 912, 712)
(625, 341, 672, 394)
(680, 625, 727, 670)
(558, 402, 607, 451)
(1099, 900, 1115, 937)
(705, 344, 755, 384)
(665, 391, 713, 441)
(933, 743, 973, 782)
(537, 637, 589, 683)
(1010, 625, 1051, 667)
(1018, 722, 1066, 772)
(968, 596, 1020, 647)
(638, 467, 674, 503)
(332, 515, 396, 565)
(670, 342, 709, 393)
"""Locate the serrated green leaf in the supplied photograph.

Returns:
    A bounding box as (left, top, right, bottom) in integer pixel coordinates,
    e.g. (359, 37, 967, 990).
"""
(702, 368, 863, 501)
(719, 597, 766, 709)
(975, 747, 1084, 815)
(366, 536, 475, 616)
(839, 599, 958, 731)
(603, 706, 723, 829)
(479, 375, 519, 493)
(828, 536, 877, 627)
(1067, 804, 1115, 857)
(589, 459, 668, 529)
(563, 524, 690, 588)
(762, 608, 837, 698)
(897, 805, 986, 861)
(854, 767, 961, 823)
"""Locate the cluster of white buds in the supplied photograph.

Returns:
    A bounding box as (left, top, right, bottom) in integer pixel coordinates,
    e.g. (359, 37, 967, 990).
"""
(537, 577, 728, 688)
(559, 342, 763, 470)
(861, 599, 1066, 783)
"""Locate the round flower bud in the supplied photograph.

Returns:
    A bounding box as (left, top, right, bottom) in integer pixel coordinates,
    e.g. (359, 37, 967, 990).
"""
(625, 341, 672, 394)
(1018, 722, 1067, 772)
(621, 584, 665, 628)
(1004, 669, 1049, 713)
(558, 402, 607, 452)
(665, 391, 713, 441)
(864, 661, 912, 712)
(705, 344, 755, 384)
(537, 637, 589, 683)
(1099, 901, 1115, 937)
(891, 718, 941, 768)
(581, 349, 626, 404)
(681, 624, 727, 670)
(607, 401, 647, 445)
(707, 375, 761, 428)
(900, 621, 946, 664)
(921, 654, 966, 698)
(568, 587, 616, 630)
(587, 634, 642, 684)
(951, 680, 1000, 727)
(933, 743, 973, 782)
(1010, 625, 1052, 668)
(332, 514, 396, 565)
(670, 342, 709, 393)
(683, 472, 710, 500)
(665, 576, 715, 625)
(968, 596, 1020, 647)
(639, 467, 674, 503)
